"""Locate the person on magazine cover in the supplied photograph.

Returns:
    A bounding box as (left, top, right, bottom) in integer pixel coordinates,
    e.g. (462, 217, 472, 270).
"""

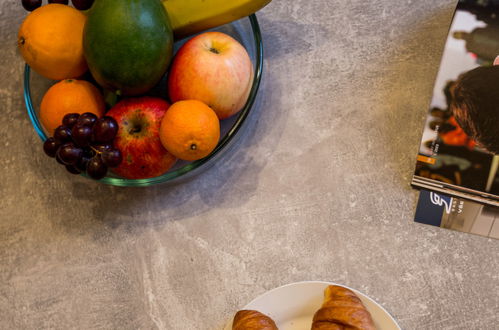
(453, 26, 499, 64)
(450, 59, 499, 155)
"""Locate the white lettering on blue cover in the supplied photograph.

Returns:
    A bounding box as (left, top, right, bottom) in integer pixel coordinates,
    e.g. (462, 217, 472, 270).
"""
(430, 192, 453, 214)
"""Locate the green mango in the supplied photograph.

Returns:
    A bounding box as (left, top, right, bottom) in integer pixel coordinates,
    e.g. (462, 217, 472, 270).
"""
(83, 0, 173, 96)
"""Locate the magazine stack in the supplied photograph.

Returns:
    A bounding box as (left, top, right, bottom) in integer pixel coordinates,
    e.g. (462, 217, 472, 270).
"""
(412, 0, 499, 239)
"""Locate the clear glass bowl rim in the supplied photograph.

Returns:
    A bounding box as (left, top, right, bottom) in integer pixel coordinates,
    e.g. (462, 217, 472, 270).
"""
(23, 14, 263, 187)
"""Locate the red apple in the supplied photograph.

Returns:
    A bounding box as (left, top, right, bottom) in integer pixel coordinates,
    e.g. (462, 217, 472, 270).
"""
(106, 97, 176, 179)
(168, 31, 253, 120)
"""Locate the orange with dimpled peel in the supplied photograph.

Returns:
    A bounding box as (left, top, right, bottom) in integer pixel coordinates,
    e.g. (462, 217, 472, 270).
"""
(159, 100, 221, 161)
(40, 79, 105, 135)
(18, 4, 87, 81)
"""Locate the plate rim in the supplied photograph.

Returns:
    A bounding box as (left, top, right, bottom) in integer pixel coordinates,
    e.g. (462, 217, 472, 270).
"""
(225, 281, 401, 330)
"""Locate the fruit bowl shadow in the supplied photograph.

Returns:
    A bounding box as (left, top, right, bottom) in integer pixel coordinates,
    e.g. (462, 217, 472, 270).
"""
(24, 14, 263, 187)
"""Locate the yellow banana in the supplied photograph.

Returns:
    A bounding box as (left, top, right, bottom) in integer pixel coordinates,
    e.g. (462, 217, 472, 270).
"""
(162, 0, 271, 39)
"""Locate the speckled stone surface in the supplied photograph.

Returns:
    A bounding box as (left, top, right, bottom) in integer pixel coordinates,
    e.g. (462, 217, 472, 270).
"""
(1, 0, 498, 329)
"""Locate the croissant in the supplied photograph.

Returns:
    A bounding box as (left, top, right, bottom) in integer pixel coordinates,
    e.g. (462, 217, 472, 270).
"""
(232, 310, 278, 330)
(311, 285, 376, 330)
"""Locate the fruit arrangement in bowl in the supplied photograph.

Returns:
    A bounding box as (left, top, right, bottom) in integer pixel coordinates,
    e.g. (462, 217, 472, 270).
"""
(20, 0, 269, 186)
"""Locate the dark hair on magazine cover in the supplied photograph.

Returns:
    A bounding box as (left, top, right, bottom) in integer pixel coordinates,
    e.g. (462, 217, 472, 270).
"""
(451, 65, 499, 154)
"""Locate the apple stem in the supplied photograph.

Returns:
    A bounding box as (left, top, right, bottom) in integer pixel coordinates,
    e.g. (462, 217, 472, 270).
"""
(130, 126, 142, 134)
(209, 47, 219, 54)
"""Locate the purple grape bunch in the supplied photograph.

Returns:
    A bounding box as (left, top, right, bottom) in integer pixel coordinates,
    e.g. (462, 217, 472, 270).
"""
(71, 0, 94, 10)
(22, 0, 42, 11)
(43, 112, 122, 180)
(22, 0, 95, 12)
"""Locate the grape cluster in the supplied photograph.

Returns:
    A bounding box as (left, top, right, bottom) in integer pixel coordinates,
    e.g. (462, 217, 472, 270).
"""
(43, 112, 122, 180)
(22, 0, 94, 12)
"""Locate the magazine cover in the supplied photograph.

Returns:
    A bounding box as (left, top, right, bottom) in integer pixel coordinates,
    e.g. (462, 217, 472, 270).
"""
(412, 0, 499, 207)
(415, 189, 499, 239)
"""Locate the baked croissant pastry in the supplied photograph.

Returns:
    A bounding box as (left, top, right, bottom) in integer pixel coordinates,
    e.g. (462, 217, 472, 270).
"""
(232, 310, 278, 330)
(311, 285, 376, 330)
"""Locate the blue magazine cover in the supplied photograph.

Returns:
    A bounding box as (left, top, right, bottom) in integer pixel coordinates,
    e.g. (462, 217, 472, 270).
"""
(415, 190, 499, 239)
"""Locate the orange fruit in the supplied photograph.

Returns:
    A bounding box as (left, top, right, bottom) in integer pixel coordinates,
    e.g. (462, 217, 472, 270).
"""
(18, 4, 87, 80)
(160, 100, 220, 161)
(40, 79, 105, 134)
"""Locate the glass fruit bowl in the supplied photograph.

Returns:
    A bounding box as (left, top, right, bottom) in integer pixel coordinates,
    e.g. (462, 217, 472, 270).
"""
(23, 14, 263, 187)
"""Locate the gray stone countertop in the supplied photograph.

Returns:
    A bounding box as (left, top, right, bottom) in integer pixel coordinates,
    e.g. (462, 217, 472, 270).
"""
(1, 0, 498, 329)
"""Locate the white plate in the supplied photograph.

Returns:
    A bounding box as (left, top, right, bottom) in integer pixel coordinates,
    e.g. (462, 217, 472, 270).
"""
(224, 281, 401, 330)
